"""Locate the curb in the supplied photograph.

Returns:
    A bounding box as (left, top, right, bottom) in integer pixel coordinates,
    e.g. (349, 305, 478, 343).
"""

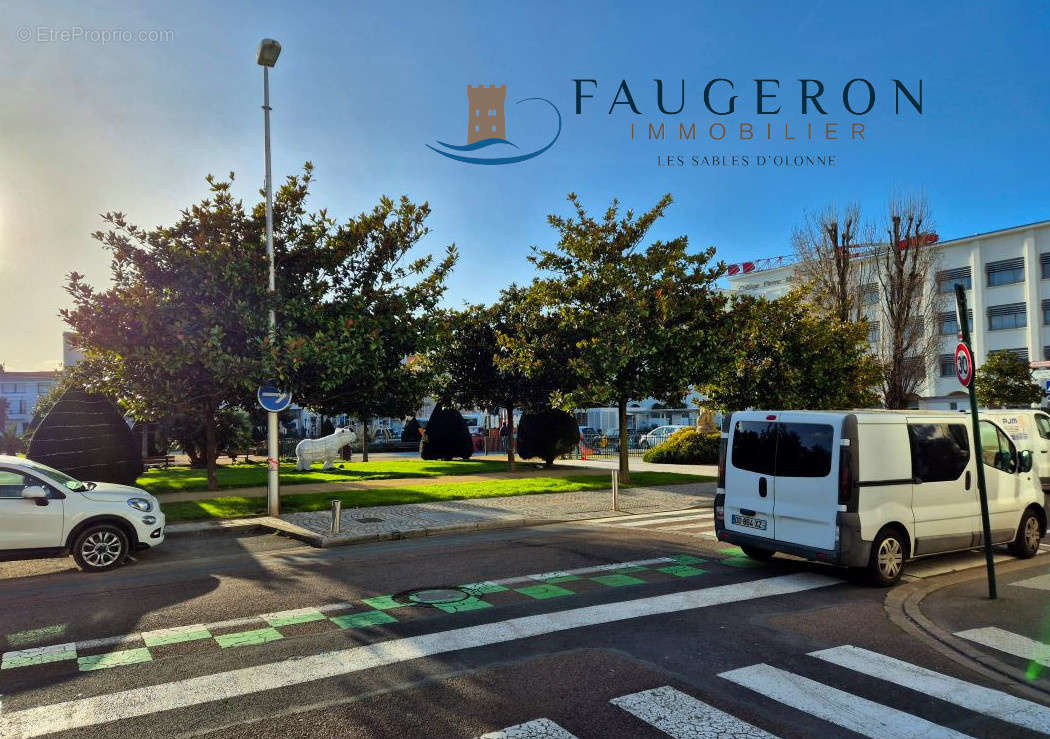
(885, 554, 1050, 702)
(308, 517, 560, 548)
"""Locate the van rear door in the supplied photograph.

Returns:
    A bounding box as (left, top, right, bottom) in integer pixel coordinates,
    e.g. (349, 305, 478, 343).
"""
(771, 413, 839, 551)
(724, 413, 776, 540)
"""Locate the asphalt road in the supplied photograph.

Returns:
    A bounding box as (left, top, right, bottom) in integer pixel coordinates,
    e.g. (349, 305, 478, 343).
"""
(1, 519, 1048, 738)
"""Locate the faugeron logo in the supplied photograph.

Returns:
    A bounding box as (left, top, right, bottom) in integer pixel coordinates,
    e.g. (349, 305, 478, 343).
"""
(573, 78, 924, 143)
(427, 84, 561, 165)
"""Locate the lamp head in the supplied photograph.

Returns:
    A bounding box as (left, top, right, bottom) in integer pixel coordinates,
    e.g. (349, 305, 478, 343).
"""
(257, 38, 281, 67)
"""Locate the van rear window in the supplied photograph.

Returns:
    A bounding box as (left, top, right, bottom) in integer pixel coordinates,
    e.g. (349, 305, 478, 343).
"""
(731, 421, 833, 478)
(731, 421, 776, 475)
(777, 423, 834, 477)
(907, 424, 969, 482)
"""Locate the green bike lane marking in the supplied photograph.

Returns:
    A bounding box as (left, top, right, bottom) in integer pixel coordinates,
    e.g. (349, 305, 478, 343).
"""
(1, 551, 748, 674)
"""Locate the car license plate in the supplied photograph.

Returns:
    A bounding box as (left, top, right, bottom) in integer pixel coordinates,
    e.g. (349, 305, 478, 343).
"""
(732, 514, 767, 531)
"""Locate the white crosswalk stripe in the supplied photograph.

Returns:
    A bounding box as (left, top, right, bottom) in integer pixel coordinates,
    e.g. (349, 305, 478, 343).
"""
(718, 663, 970, 738)
(1008, 572, 1050, 591)
(955, 626, 1050, 667)
(581, 509, 717, 539)
(611, 685, 777, 738)
(811, 644, 1050, 733)
(479, 718, 578, 738)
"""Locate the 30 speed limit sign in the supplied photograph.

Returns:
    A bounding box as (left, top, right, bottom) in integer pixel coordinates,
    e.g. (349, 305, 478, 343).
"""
(955, 342, 974, 387)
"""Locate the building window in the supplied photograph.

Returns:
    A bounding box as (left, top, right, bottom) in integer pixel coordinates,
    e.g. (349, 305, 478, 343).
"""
(1044, 299, 1050, 325)
(939, 354, 956, 377)
(937, 267, 972, 293)
(986, 257, 1025, 286)
(903, 356, 926, 380)
(0, 383, 12, 393)
(1041, 252, 1050, 279)
(989, 347, 1030, 362)
(987, 302, 1027, 330)
(1044, 346, 1050, 361)
(939, 310, 973, 335)
(859, 283, 879, 306)
(868, 321, 880, 344)
(36, 383, 51, 394)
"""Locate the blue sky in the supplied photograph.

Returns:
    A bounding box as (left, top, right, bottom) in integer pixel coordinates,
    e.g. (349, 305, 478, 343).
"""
(2, 0, 1049, 368)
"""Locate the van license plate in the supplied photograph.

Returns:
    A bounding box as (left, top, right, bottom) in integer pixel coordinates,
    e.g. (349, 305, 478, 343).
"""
(732, 514, 767, 531)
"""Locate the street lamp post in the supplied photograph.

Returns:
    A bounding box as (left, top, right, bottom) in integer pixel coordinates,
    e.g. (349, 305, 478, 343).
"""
(258, 38, 281, 516)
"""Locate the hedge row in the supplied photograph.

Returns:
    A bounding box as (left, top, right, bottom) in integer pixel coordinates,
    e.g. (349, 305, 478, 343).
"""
(642, 428, 720, 464)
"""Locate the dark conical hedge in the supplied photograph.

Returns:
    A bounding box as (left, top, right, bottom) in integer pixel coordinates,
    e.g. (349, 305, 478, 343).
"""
(420, 404, 473, 460)
(27, 389, 143, 485)
(516, 408, 579, 467)
(401, 417, 421, 443)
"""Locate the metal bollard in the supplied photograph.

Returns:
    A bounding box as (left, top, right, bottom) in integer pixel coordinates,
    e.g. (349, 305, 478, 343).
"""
(612, 470, 619, 512)
(330, 499, 342, 536)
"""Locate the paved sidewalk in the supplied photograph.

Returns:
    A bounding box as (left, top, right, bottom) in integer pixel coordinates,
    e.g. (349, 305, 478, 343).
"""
(166, 481, 716, 547)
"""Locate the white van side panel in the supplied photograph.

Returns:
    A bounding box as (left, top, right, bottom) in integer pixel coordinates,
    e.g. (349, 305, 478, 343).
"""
(855, 421, 915, 549)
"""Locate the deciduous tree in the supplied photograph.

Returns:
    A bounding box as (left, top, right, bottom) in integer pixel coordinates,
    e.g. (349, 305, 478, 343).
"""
(976, 351, 1045, 409)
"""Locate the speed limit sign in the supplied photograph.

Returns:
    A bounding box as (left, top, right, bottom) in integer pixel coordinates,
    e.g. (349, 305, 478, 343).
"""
(956, 342, 974, 387)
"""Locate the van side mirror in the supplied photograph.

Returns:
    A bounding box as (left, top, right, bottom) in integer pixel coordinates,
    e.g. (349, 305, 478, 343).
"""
(1018, 449, 1034, 473)
(21, 486, 49, 506)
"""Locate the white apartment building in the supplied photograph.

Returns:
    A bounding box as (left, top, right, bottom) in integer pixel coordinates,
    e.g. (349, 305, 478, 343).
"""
(725, 219, 1050, 410)
(0, 370, 62, 434)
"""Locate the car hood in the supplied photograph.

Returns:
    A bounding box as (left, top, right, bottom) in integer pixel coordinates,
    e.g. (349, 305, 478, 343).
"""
(80, 483, 153, 503)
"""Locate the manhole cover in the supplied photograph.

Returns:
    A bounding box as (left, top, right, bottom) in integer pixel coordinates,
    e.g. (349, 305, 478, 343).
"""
(402, 587, 470, 605)
(354, 517, 383, 523)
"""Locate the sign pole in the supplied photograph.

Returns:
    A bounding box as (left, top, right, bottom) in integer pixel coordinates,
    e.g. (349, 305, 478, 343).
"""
(955, 284, 997, 599)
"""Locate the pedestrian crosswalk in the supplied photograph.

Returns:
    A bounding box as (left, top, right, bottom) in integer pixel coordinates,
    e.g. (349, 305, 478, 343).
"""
(582, 508, 717, 540)
(956, 625, 1050, 668)
(480, 642, 1050, 738)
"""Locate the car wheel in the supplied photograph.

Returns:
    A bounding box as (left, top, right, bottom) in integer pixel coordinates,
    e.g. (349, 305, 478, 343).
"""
(741, 545, 774, 561)
(1010, 509, 1042, 559)
(868, 528, 906, 586)
(72, 524, 129, 572)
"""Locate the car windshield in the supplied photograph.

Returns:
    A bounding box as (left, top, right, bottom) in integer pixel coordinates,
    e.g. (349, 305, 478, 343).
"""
(19, 458, 92, 491)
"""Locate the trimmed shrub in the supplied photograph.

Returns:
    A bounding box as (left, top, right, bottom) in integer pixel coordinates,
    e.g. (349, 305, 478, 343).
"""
(401, 417, 421, 443)
(516, 408, 579, 467)
(27, 389, 143, 484)
(642, 428, 720, 464)
(420, 404, 473, 460)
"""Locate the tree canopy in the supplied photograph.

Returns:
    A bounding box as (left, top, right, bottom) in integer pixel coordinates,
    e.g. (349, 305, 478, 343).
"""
(976, 351, 1045, 409)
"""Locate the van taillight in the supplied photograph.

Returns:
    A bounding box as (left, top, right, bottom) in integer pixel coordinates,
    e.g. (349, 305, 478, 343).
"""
(717, 436, 728, 488)
(838, 448, 853, 505)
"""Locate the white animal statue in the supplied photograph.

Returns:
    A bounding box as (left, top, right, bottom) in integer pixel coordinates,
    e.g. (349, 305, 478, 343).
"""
(294, 427, 357, 471)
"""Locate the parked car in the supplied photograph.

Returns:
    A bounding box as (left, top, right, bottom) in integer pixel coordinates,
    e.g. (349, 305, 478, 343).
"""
(0, 455, 165, 572)
(714, 410, 1045, 585)
(979, 409, 1050, 492)
(638, 425, 688, 449)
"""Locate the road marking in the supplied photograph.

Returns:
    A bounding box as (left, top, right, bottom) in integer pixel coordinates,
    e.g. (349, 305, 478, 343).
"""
(77, 648, 153, 672)
(0, 573, 837, 738)
(0, 643, 77, 670)
(479, 718, 578, 738)
(718, 663, 969, 738)
(0, 555, 678, 667)
(905, 549, 1046, 579)
(593, 513, 715, 528)
(811, 644, 1050, 734)
(662, 521, 715, 532)
(955, 627, 1050, 666)
(611, 685, 776, 738)
(1009, 573, 1050, 591)
(583, 508, 711, 524)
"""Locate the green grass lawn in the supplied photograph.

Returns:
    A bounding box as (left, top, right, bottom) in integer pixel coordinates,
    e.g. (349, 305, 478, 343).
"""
(160, 471, 712, 522)
(139, 459, 518, 494)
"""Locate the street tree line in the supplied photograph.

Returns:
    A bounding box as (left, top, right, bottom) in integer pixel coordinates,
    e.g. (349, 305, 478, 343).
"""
(56, 163, 1037, 489)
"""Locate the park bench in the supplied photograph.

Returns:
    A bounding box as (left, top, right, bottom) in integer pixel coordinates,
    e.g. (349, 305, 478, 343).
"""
(143, 455, 175, 469)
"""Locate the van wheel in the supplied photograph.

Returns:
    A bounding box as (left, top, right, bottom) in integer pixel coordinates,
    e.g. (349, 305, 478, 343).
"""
(1010, 509, 1042, 559)
(741, 545, 774, 561)
(72, 524, 129, 572)
(868, 529, 906, 586)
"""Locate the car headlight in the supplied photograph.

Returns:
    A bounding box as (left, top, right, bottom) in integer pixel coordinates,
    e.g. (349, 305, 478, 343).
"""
(128, 498, 153, 513)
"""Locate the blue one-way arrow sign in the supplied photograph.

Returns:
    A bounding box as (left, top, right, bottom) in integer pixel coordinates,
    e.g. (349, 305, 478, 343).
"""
(257, 379, 292, 412)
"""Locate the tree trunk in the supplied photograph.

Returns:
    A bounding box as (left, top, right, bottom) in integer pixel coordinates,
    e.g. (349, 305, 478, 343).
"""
(140, 423, 149, 458)
(203, 408, 218, 491)
(360, 415, 370, 462)
(506, 405, 516, 472)
(618, 398, 631, 484)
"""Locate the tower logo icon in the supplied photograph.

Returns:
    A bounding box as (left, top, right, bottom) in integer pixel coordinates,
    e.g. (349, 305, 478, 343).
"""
(428, 84, 561, 165)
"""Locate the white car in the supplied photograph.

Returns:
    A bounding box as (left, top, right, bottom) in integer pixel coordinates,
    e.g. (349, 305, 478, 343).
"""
(638, 425, 689, 449)
(0, 455, 165, 572)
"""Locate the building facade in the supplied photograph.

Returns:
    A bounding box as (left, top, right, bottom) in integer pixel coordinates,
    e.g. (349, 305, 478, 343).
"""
(725, 219, 1050, 410)
(0, 371, 61, 434)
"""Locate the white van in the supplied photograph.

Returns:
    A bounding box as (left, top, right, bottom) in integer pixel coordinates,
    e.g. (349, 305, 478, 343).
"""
(714, 410, 1045, 585)
(979, 409, 1050, 492)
